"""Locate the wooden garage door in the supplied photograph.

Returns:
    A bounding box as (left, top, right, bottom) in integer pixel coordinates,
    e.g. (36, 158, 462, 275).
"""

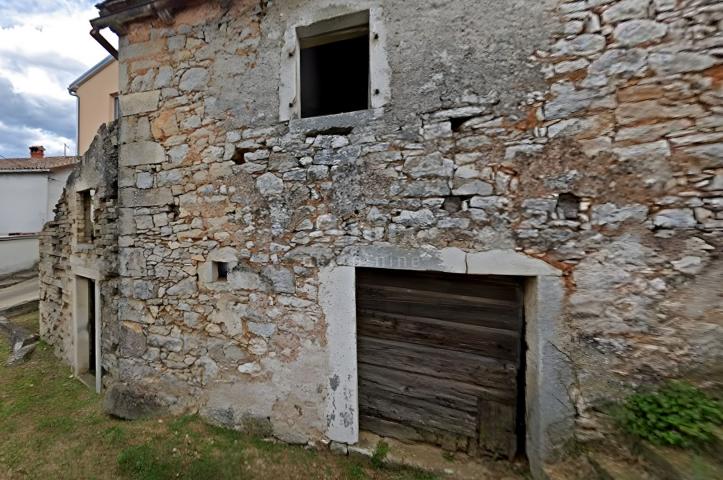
(356, 268, 524, 458)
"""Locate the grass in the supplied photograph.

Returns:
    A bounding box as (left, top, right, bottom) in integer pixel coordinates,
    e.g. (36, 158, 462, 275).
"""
(0, 311, 438, 480)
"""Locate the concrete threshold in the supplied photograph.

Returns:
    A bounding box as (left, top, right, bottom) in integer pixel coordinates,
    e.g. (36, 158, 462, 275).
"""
(351, 430, 525, 479)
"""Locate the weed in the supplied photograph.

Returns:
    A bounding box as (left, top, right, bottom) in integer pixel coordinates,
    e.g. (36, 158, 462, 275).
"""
(117, 444, 176, 480)
(371, 440, 390, 469)
(185, 455, 225, 479)
(441, 450, 455, 462)
(408, 470, 440, 480)
(617, 381, 723, 448)
(345, 462, 368, 479)
(37, 416, 75, 433)
(103, 425, 127, 446)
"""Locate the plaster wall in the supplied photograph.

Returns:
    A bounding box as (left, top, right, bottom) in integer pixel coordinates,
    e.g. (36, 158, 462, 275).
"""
(47, 167, 74, 217)
(0, 173, 49, 235)
(77, 60, 119, 155)
(0, 236, 39, 275)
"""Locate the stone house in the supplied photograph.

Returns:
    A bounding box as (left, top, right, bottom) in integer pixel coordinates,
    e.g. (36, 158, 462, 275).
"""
(39, 0, 722, 477)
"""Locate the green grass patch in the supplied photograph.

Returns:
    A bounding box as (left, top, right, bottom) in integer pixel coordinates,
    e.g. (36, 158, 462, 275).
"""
(371, 440, 390, 469)
(117, 444, 176, 480)
(0, 310, 507, 479)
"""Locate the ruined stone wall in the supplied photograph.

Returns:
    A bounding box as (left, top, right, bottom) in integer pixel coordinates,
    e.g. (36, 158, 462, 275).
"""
(112, 0, 721, 453)
(39, 123, 120, 371)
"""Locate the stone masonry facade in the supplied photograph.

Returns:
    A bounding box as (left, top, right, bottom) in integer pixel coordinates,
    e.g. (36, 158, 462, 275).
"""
(40, 122, 120, 365)
(40, 0, 721, 473)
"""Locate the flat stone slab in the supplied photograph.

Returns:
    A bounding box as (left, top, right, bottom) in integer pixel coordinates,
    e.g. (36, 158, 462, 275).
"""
(0, 314, 39, 366)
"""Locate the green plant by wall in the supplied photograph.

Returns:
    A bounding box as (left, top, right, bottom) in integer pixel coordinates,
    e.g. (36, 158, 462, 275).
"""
(371, 440, 390, 469)
(618, 381, 723, 448)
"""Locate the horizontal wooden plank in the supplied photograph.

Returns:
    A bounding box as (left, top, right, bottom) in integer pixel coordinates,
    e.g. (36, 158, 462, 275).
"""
(359, 387, 478, 437)
(356, 268, 523, 303)
(479, 399, 517, 458)
(358, 363, 515, 409)
(357, 286, 522, 330)
(357, 309, 520, 360)
(359, 283, 520, 308)
(357, 336, 518, 391)
(359, 414, 425, 443)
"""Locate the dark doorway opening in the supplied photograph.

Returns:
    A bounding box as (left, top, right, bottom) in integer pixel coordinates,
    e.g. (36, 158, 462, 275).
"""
(300, 30, 369, 118)
(87, 278, 96, 374)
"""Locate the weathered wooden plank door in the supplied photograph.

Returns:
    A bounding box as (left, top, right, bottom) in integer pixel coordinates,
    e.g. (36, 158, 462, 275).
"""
(356, 268, 524, 458)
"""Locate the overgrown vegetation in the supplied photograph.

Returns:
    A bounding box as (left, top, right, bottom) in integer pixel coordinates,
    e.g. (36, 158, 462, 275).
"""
(371, 440, 390, 469)
(618, 381, 723, 448)
(0, 310, 447, 480)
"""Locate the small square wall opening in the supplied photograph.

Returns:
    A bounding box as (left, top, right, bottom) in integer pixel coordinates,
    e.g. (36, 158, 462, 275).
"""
(213, 261, 229, 282)
(298, 11, 370, 118)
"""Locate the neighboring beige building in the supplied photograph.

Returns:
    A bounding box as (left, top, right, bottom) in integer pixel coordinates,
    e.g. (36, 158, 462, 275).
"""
(69, 56, 119, 155)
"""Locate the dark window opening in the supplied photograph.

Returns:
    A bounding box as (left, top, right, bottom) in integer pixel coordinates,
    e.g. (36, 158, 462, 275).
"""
(450, 115, 477, 133)
(299, 23, 369, 118)
(78, 189, 95, 243)
(556, 192, 580, 220)
(214, 261, 229, 282)
(112, 94, 121, 120)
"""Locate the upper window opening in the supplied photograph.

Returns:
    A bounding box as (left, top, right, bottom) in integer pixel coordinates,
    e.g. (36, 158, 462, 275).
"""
(298, 11, 370, 118)
(112, 94, 121, 120)
(78, 189, 95, 243)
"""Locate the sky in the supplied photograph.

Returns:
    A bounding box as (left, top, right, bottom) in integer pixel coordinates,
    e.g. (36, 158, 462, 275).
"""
(0, 0, 116, 158)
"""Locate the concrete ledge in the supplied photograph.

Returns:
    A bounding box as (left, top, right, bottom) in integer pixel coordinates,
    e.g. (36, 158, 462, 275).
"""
(467, 250, 563, 277)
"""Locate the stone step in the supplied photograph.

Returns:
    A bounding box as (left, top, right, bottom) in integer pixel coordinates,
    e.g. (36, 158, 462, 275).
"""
(639, 442, 722, 480)
(587, 452, 654, 480)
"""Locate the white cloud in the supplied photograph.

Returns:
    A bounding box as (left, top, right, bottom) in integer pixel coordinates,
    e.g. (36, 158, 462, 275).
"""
(0, 1, 117, 157)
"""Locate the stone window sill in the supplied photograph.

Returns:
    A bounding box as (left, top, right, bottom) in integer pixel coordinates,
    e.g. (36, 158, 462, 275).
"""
(75, 242, 95, 252)
(288, 108, 383, 135)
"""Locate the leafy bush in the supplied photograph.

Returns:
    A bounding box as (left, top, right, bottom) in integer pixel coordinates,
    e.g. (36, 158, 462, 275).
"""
(619, 382, 723, 448)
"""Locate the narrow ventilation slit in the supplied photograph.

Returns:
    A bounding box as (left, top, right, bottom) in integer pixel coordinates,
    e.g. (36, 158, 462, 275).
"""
(304, 126, 354, 137)
(450, 116, 477, 133)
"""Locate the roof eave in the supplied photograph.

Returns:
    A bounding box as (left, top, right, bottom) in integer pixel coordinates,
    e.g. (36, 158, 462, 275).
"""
(91, 0, 197, 34)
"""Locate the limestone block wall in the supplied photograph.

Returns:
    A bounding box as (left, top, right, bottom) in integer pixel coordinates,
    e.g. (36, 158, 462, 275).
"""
(39, 123, 120, 371)
(108, 0, 721, 458)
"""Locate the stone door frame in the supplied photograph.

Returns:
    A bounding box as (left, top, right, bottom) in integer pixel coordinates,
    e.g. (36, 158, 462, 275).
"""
(72, 266, 103, 393)
(320, 246, 573, 478)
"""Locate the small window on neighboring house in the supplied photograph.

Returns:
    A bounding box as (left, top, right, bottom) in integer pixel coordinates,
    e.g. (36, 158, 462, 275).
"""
(112, 94, 121, 120)
(213, 261, 229, 282)
(298, 11, 370, 118)
(78, 189, 95, 243)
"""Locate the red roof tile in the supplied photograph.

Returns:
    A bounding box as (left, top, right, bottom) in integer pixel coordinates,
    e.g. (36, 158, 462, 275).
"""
(0, 156, 79, 172)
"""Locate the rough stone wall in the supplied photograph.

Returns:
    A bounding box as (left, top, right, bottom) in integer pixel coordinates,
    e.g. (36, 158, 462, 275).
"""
(110, 0, 721, 453)
(39, 123, 120, 371)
